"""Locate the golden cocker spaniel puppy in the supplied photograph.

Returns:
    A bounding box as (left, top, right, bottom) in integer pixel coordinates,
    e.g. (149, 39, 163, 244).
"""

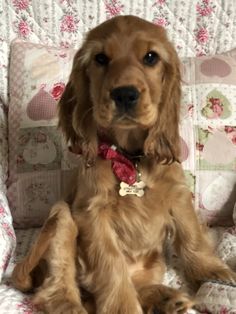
(12, 15, 236, 314)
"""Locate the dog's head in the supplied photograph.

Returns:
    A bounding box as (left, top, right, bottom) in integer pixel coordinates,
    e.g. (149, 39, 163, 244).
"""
(59, 15, 181, 166)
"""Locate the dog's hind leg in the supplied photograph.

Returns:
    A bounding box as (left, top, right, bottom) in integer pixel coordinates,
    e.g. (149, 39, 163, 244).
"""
(12, 201, 87, 314)
(12, 202, 60, 292)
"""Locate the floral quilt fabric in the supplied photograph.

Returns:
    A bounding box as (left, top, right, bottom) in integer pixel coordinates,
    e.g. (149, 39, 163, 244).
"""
(0, 0, 236, 313)
(0, 99, 16, 282)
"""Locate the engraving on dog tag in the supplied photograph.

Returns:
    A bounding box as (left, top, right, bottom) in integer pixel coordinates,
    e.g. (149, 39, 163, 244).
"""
(119, 181, 146, 197)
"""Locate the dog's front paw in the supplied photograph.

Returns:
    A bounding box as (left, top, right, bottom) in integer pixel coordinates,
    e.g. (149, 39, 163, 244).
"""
(140, 285, 194, 314)
(157, 293, 194, 314)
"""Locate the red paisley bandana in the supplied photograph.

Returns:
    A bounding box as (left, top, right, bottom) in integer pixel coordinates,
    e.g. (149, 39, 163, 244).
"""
(98, 143, 136, 185)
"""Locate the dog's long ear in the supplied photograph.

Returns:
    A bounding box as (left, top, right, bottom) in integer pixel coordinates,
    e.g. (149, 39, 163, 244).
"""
(58, 48, 98, 167)
(144, 43, 181, 164)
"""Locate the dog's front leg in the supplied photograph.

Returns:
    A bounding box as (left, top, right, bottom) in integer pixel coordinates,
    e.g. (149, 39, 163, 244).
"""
(171, 187, 236, 289)
(83, 198, 142, 314)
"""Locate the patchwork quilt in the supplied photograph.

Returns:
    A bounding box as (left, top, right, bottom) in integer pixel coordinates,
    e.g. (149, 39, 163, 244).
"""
(0, 0, 236, 313)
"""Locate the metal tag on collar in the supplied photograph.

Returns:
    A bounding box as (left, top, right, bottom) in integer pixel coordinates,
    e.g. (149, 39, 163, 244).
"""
(119, 162, 146, 197)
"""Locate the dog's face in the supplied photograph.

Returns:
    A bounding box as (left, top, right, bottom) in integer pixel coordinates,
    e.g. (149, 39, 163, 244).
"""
(59, 16, 181, 164)
(79, 16, 176, 130)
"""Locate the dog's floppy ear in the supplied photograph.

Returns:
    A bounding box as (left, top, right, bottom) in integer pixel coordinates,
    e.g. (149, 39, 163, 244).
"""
(144, 43, 181, 164)
(58, 48, 98, 167)
(58, 79, 77, 145)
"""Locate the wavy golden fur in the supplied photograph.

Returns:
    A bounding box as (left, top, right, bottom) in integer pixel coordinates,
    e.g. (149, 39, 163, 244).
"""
(12, 16, 236, 314)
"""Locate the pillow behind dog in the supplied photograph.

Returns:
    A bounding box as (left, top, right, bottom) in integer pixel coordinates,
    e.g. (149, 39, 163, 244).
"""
(7, 41, 77, 227)
(7, 41, 236, 227)
(180, 48, 236, 226)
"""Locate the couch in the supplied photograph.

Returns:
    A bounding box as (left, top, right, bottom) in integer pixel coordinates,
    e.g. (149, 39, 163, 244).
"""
(0, 1, 236, 313)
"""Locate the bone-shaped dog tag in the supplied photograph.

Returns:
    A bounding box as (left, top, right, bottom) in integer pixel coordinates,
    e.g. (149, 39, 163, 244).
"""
(119, 181, 146, 197)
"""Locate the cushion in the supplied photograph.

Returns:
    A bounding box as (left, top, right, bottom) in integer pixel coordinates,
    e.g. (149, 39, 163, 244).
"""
(180, 48, 236, 226)
(7, 40, 236, 227)
(8, 41, 76, 227)
(196, 281, 236, 312)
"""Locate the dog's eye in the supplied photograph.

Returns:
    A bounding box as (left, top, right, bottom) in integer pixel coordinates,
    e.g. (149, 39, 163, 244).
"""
(95, 53, 110, 66)
(143, 51, 159, 66)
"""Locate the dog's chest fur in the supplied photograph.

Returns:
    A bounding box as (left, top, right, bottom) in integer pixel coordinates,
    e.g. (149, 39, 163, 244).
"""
(71, 158, 183, 290)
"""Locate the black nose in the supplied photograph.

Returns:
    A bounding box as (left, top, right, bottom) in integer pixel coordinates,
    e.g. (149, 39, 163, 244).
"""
(110, 86, 140, 112)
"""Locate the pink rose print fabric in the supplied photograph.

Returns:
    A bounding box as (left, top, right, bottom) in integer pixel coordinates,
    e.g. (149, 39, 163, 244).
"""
(12, 0, 30, 11)
(17, 20, 31, 37)
(225, 127, 236, 145)
(201, 90, 231, 120)
(60, 14, 79, 33)
(0, 97, 16, 283)
(196, 1, 213, 17)
(196, 28, 209, 44)
(0, 195, 16, 282)
(105, 0, 124, 18)
(50, 82, 66, 100)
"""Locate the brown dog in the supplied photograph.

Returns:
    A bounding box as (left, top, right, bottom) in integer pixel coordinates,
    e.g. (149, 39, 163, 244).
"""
(12, 15, 236, 314)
